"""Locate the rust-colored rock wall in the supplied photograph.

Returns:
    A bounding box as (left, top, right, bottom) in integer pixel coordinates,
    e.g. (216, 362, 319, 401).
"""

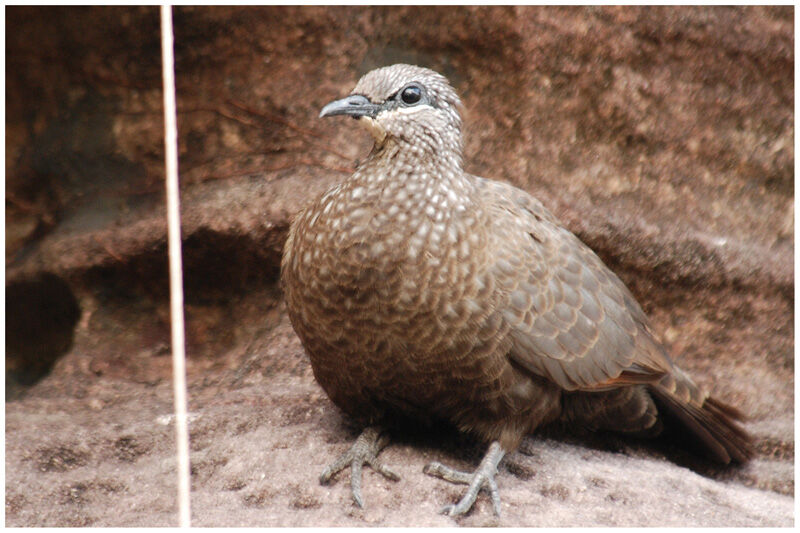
(5, 6, 793, 526)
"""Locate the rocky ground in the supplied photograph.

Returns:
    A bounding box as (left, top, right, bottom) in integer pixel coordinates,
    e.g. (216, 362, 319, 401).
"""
(5, 6, 793, 526)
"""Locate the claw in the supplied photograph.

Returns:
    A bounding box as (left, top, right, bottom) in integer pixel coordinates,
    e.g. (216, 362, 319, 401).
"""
(320, 426, 399, 508)
(424, 441, 506, 516)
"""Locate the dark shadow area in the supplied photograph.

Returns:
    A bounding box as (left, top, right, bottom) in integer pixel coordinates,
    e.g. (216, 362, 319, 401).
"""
(6, 273, 81, 397)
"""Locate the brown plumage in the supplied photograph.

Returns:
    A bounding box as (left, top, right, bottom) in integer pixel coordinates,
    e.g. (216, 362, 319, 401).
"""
(280, 64, 753, 516)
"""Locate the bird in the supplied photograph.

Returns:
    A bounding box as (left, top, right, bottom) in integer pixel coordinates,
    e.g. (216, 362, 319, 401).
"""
(280, 64, 753, 516)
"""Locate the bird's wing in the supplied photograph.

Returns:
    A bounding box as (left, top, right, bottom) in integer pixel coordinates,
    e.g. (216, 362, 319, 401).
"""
(479, 178, 674, 391)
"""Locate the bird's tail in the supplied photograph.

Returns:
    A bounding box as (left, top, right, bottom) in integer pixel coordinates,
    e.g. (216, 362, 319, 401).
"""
(649, 368, 754, 464)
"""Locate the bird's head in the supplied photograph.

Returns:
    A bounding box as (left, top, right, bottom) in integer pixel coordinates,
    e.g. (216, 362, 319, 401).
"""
(320, 64, 462, 158)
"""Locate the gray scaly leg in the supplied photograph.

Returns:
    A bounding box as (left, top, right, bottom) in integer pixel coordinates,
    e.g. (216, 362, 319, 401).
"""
(423, 441, 506, 516)
(320, 426, 400, 508)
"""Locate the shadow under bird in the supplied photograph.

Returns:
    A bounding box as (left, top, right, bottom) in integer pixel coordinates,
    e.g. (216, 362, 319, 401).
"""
(280, 64, 753, 516)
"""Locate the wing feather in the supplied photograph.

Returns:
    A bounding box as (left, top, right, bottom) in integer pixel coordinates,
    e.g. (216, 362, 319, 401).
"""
(481, 178, 673, 391)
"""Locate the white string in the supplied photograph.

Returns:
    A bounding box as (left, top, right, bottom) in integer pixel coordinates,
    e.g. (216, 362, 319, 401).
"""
(160, 4, 191, 527)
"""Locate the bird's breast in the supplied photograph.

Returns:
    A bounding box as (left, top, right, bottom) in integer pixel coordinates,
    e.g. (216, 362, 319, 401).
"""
(284, 179, 490, 345)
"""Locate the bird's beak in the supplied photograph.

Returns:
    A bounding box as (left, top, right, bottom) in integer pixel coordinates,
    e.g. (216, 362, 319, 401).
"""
(319, 94, 381, 119)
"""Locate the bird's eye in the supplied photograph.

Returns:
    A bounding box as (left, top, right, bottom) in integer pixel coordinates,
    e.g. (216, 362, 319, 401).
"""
(400, 85, 422, 105)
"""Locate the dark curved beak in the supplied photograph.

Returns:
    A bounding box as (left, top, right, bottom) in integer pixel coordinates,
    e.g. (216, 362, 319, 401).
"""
(319, 94, 381, 119)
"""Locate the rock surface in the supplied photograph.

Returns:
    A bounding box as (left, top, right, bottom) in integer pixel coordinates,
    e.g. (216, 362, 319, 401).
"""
(5, 6, 793, 526)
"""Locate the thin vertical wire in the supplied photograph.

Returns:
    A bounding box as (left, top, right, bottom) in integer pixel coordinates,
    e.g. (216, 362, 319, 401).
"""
(160, 4, 191, 527)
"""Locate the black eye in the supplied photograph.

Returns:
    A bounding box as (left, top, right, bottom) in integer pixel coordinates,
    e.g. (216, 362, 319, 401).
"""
(400, 85, 422, 105)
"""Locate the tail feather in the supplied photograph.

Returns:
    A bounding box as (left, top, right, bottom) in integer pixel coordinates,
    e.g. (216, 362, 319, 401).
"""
(705, 396, 749, 422)
(650, 369, 754, 464)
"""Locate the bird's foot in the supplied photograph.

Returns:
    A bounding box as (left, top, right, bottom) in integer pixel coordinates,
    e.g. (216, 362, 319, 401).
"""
(320, 426, 400, 508)
(423, 441, 506, 516)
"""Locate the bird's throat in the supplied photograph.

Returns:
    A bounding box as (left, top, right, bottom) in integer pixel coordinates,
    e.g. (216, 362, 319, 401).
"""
(360, 116, 387, 145)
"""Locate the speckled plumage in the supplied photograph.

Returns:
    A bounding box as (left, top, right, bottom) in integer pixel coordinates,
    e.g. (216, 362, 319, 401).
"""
(280, 64, 752, 515)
